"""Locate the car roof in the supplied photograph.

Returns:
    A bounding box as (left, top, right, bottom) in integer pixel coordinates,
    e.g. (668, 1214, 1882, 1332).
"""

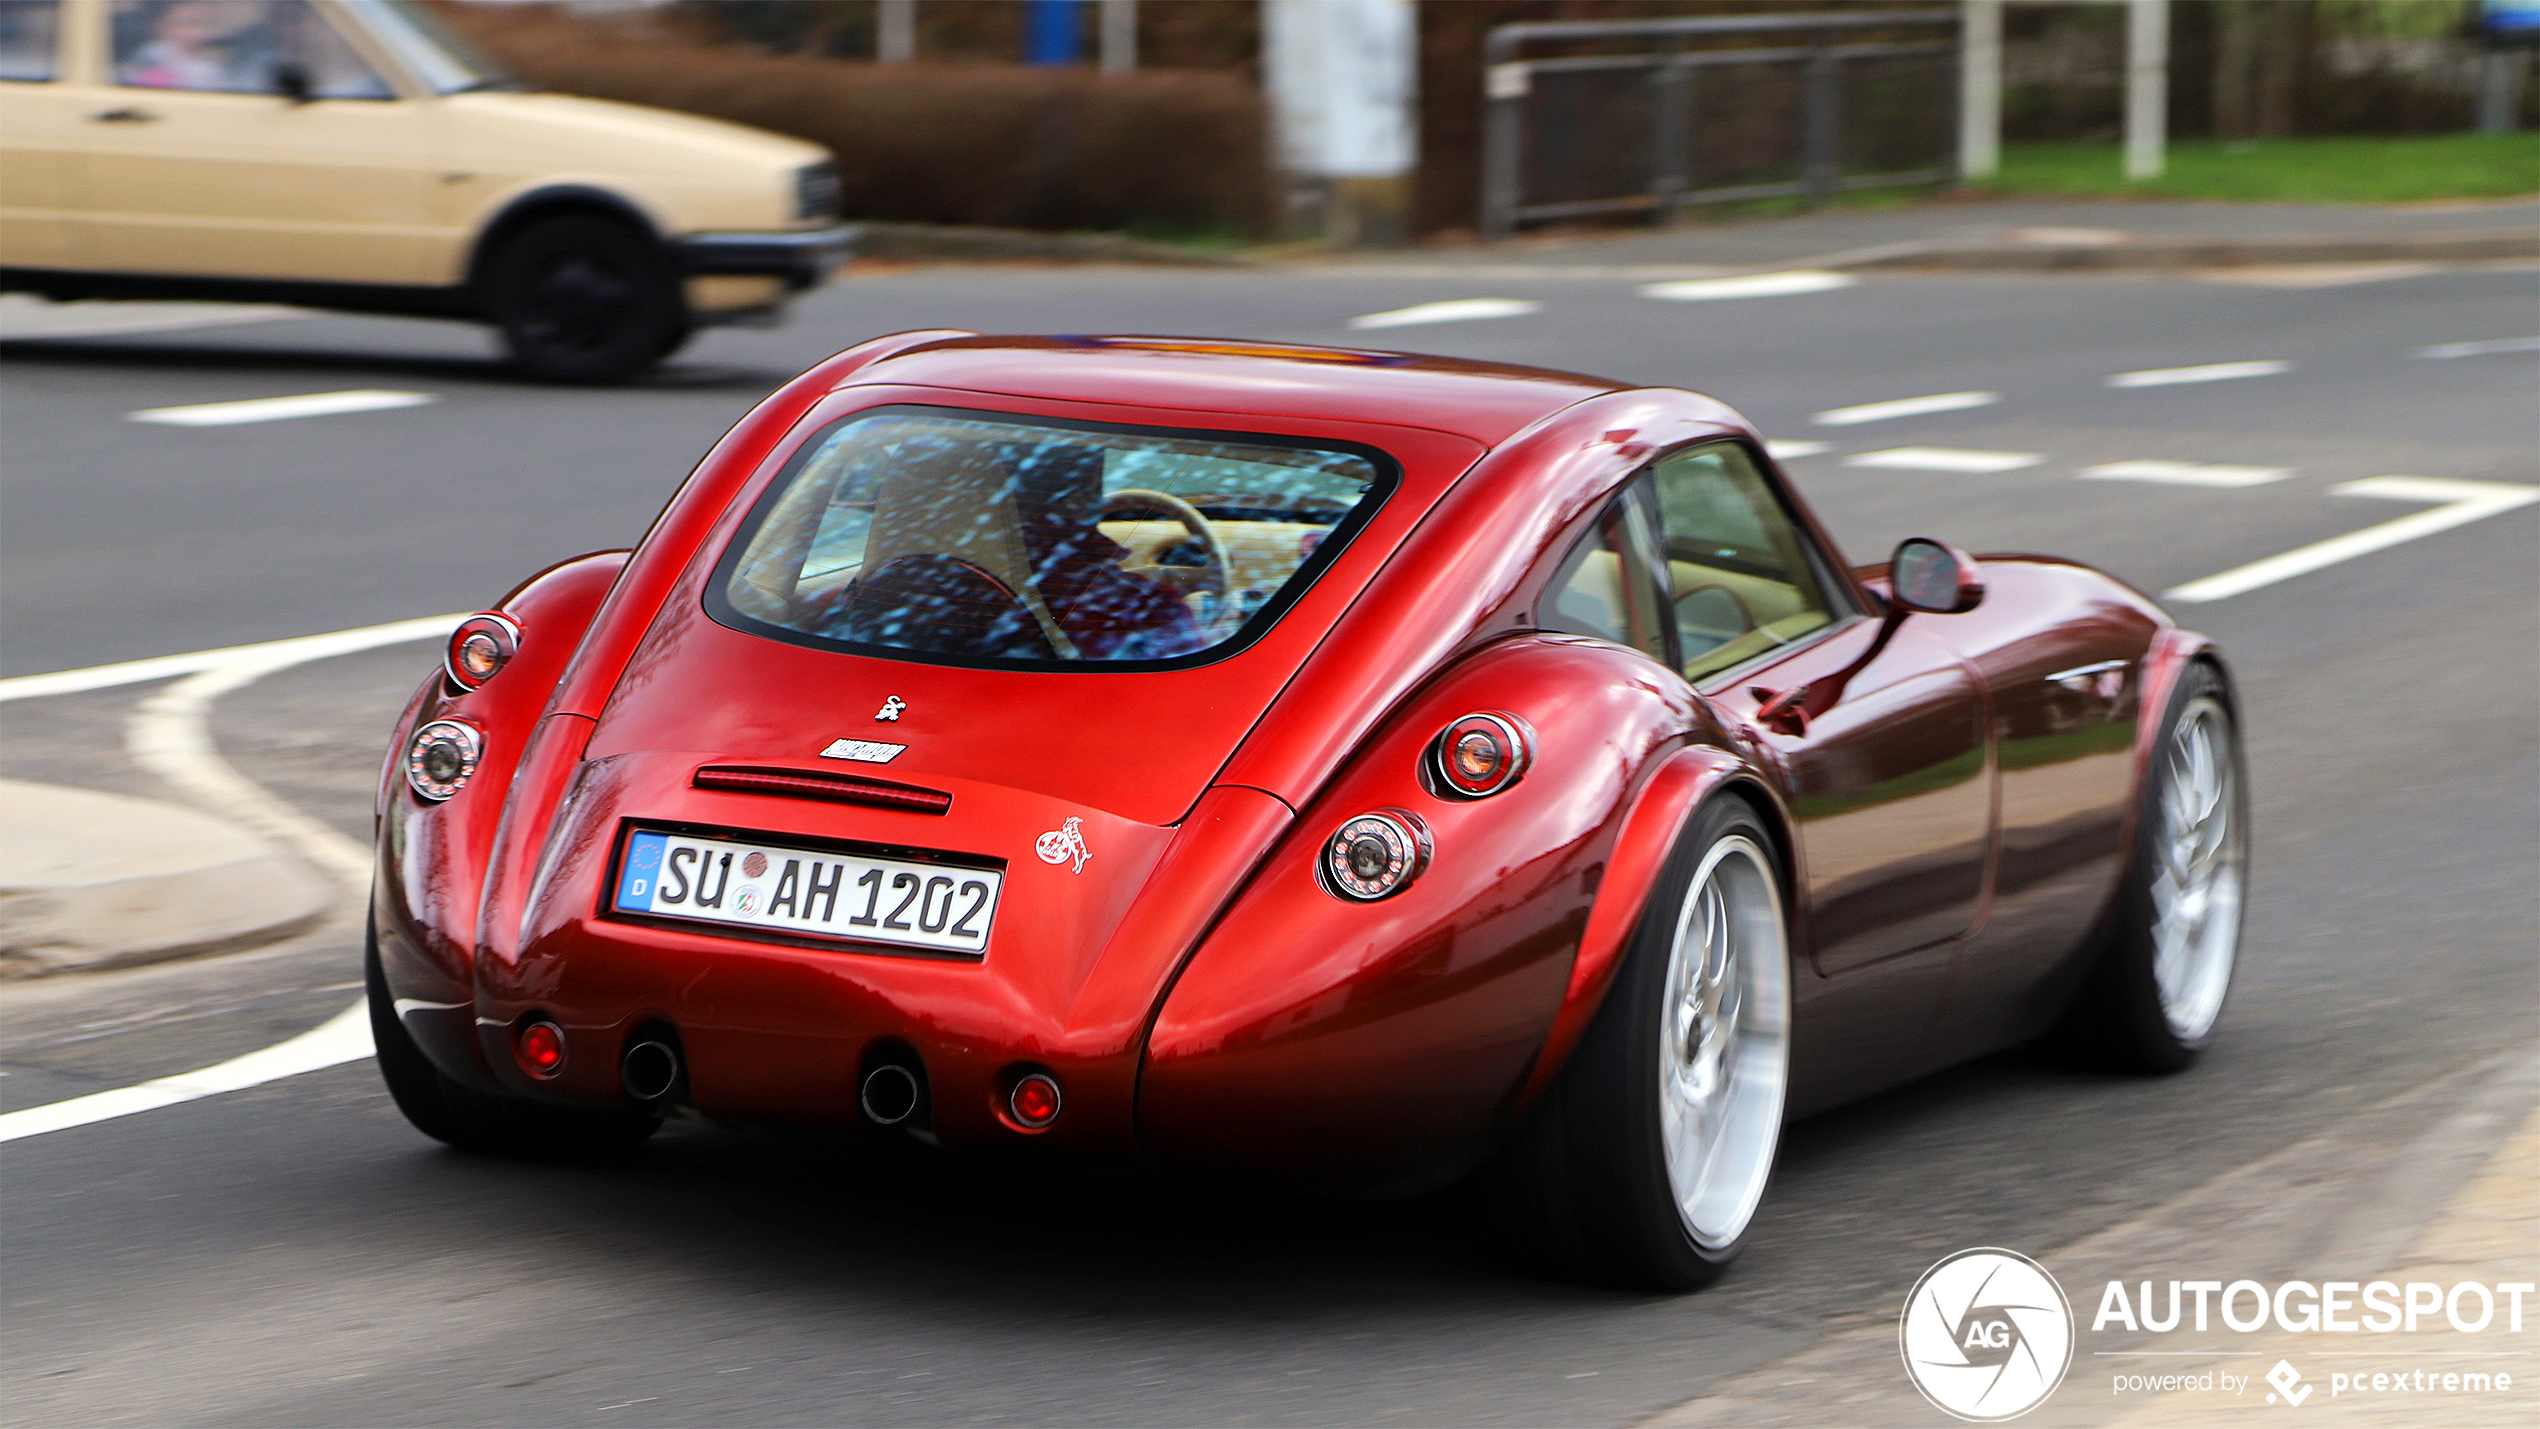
(844, 334, 1631, 447)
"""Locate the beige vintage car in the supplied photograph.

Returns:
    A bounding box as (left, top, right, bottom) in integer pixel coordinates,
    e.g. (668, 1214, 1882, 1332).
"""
(0, 0, 848, 380)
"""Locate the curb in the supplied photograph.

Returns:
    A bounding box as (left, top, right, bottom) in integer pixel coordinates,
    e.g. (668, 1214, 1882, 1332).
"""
(847, 220, 1253, 268)
(1812, 227, 2540, 272)
(0, 779, 332, 979)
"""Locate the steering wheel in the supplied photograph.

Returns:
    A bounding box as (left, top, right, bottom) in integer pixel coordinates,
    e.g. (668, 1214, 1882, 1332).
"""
(1100, 488, 1238, 632)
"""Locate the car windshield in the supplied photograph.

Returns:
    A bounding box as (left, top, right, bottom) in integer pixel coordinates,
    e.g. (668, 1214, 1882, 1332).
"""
(712, 407, 1393, 669)
(343, 0, 508, 93)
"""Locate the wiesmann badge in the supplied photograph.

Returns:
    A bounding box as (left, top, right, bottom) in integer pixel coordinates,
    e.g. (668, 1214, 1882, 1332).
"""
(819, 739, 905, 764)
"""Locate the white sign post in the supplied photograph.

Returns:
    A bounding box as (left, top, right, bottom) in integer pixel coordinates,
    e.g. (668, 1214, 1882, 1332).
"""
(1262, 0, 1419, 245)
(2125, 0, 2170, 180)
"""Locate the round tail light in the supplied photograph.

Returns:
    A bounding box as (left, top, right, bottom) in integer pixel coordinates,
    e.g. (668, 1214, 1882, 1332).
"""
(1322, 809, 1430, 902)
(516, 1020, 567, 1079)
(1008, 1072, 1062, 1129)
(405, 719, 483, 802)
(1432, 712, 1532, 798)
(444, 613, 520, 691)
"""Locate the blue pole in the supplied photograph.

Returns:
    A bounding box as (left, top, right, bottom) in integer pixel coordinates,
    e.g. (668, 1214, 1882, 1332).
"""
(1026, 0, 1084, 66)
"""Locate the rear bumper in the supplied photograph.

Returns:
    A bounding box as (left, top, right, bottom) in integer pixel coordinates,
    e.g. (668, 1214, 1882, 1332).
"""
(672, 226, 855, 291)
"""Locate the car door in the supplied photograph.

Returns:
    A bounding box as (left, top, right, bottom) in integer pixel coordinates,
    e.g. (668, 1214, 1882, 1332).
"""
(0, 0, 75, 268)
(1648, 442, 1994, 977)
(79, 0, 428, 282)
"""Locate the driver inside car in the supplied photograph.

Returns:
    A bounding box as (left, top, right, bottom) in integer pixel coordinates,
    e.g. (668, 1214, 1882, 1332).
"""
(820, 437, 1204, 663)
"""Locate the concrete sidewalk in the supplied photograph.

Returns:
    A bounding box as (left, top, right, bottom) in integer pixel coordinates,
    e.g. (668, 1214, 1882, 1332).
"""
(1316, 194, 2540, 276)
(0, 780, 332, 978)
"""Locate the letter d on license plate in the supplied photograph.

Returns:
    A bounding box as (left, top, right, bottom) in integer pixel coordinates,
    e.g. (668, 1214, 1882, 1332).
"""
(614, 829, 999, 956)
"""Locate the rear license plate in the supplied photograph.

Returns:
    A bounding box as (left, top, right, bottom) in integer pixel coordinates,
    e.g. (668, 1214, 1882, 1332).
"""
(613, 829, 999, 957)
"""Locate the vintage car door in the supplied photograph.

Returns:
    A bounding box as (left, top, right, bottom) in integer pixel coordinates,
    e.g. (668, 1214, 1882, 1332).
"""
(0, 0, 75, 268)
(1643, 443, 1994, 978)
(77, 0, 428, 282)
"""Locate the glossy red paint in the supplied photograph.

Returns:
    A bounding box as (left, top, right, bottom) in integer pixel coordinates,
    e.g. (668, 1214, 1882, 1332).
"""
(373, 332, 2229, 1194)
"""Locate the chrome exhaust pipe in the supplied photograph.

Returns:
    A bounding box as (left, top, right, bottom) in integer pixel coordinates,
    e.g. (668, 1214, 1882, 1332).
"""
(621, 1039, 681, 1102)
(860, 1064, 922, 1126)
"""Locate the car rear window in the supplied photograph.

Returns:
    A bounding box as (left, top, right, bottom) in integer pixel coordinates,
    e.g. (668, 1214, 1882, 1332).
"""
(709, 406, 1394, 670)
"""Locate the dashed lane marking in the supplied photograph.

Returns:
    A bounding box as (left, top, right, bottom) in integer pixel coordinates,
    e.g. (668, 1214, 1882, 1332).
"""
(127, 389, 436, 427)
(2081, 460, 2293, 488)
(2108, 360, 2291, 388)
(1844, 447, 2041, 473)
(2417, 336, 2540, 359)
(1765, 440, 1832, 460)
(1639, 270, 1856, 301)
(0, 1000, 370, 1143)
(1347, 298, 1541, 330)
(2166, 477, 2540, 603)
(1811, 391, 1999, 426)
(0, 613, 466, 703)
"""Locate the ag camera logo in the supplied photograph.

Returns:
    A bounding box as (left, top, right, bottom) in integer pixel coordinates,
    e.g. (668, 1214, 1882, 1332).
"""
(1901, 1248, 2076, 1421)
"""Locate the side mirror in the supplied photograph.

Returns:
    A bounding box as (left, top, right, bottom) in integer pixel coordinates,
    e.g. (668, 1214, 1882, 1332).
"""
(1890, 538, 1985, 615)
(272, 60, 313, 104)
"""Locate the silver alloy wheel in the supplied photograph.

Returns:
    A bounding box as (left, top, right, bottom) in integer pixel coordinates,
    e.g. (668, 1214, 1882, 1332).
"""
(1658, 834, 1792, 1251)
(2149, 696, 2243, 1042)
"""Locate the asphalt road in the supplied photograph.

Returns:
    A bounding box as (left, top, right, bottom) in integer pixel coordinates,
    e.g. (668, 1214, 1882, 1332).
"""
(1, 259, 2535, 1427)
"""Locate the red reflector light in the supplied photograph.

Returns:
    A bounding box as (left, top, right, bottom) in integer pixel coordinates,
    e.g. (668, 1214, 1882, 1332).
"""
(516, 1020, 566, 1079)
(1009, 1072, 1062, 1129)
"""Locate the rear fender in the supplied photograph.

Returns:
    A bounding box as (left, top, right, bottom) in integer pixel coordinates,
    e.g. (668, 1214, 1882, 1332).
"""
(1515, 743, 1773, 1105)
(1138, 634, 1726, 1192)
(372, 551, 627, 1087)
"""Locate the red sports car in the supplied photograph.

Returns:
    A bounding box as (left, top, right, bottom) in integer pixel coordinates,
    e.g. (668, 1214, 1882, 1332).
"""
(370, 332, 2248, 1289)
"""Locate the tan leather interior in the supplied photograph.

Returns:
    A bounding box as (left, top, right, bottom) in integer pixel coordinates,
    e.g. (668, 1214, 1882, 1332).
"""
(860, 448, 1079, 657)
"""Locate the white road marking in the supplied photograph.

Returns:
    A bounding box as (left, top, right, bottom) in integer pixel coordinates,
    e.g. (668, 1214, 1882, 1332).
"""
(128, 389, 436, 427)
(2165, 476, 2540, 603)
(2080, 460, 2293, 488)
(0, 294, 309, 340)
(1811, 391, 1999, 426)
(1347, 298, 1540, 330)
(2108, 360, 2291, 388)
(0, 1000, 370, 1143)
(1639, 270, 1856, 301)
(1765, 440, 1832, 460)
(1844, 447, 2041, 473)
(2417, 336, 2540, 359)
(127, 660, 376, 889)
(0, 613, 466, 703)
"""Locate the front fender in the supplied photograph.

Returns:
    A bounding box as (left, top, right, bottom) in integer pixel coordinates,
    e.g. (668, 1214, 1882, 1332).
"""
(1137, 634, 1733, 1193)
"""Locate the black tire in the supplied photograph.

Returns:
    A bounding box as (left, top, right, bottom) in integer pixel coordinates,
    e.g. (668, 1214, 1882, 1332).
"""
(366, 919, 658, 1157)
(1488, 794, 1793, 1291)
(484, 214, 687, 384)
(2061, 662, 2248, 1073)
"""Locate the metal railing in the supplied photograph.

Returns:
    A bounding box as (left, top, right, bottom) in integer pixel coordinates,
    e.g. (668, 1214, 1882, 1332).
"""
(1481, 9, 1960, 239)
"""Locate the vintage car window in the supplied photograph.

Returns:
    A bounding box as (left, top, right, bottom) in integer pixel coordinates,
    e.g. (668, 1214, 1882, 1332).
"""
(1649, 442, 1840, 682)
(711, 407, 1393, 669)
(0, 0, 58, 82)
(1537, 488, 1669, 662)
(112, 0, 391, 98)
(345, 0, 508, 94)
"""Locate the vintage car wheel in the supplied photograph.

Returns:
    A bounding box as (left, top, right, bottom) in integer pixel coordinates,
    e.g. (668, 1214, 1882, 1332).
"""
(487, 214, 686, 385)
(1497, 795, 1792, 1290)
(365, 921, 658, 1157)
(2067, 664, 2247, 1071)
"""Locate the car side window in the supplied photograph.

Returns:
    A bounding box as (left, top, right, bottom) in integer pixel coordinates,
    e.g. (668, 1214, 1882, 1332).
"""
(1537, 487, 1670, 662)
(0, 0, 58, 82)
(1649, 442, 1841, 683)
(113, 0, 392, 99)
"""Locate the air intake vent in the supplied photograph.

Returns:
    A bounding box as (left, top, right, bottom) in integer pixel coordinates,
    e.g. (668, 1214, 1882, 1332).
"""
(693, 765, 951, 815)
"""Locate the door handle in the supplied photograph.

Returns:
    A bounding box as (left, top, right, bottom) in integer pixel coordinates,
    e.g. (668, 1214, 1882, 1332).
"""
(90, 107, 161, 123)
(1750, 685, 1811, 737)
